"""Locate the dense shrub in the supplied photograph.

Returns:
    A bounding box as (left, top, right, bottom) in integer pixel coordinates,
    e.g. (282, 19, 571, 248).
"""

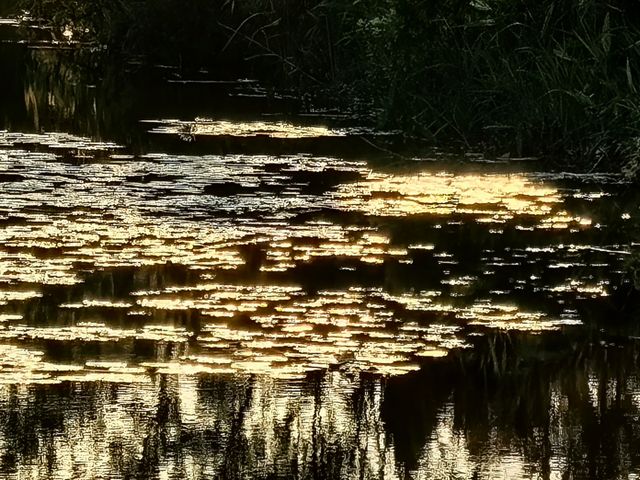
(336, 0, 640, 169)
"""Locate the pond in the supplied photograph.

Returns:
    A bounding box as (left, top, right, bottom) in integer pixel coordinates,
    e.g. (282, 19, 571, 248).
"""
(1, 15, 640, 480)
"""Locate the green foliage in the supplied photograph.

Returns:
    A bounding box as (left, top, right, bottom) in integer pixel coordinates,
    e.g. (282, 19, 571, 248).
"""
(335, 0, 640, 171)
(22, 0, 131, 42)
(17, 0, 640, 173)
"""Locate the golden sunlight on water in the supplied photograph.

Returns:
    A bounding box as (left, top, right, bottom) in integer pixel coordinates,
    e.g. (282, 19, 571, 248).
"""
(0, 363, 632, 479)
(0, 372, 402, 478)
(335, 172, 589, 226)
(0, 107, 633, 479)
(0, 132, 625, 386)
(146, 118, 353, 138)
(0, 9, 637, 472)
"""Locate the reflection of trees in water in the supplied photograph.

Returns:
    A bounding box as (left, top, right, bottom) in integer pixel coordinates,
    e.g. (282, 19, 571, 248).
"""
(385, 332, 640, 479)
(4, 264, 640, 477)
(0, 337, 640, 478)
(0, 372, 396, 478)
(22, 48, 136, 141)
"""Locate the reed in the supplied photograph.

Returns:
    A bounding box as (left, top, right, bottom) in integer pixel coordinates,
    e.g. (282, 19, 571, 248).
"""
(334, 0, 640, 171)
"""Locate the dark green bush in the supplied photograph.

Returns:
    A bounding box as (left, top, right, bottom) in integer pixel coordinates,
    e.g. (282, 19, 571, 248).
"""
(334, 0, 640, 169)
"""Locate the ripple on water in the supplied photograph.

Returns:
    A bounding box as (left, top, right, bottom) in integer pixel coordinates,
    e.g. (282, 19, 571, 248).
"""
(144, 118, 392, 138)
(0, 145, 628, 383)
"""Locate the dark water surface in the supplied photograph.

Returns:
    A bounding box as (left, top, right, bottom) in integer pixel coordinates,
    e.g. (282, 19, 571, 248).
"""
(1, 16, 640, 480)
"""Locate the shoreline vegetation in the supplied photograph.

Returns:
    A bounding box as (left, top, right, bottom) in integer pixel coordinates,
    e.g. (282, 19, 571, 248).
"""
(13, 0, 640, 179)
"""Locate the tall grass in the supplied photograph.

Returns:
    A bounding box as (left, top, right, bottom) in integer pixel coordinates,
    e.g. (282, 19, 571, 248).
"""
(334, 0, 640, 170)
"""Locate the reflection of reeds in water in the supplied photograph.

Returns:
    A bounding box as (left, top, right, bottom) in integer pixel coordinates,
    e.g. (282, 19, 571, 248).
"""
(23, 49, 89, 132)
(14, 0, 640, 169)
(21, 47, 135, 141)
(0, 99, 638, 476)
(0, 335, 639, 478)
(386, 332, 640, 478)
(0, 370, 398, 479)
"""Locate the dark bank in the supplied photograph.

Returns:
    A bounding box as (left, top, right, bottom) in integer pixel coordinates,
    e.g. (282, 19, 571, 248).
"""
(14, 0, 640, 173)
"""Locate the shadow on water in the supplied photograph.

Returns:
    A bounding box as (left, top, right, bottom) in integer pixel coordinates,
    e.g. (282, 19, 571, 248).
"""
(1, 10, 640, 480)
(0, 16, 403, 160)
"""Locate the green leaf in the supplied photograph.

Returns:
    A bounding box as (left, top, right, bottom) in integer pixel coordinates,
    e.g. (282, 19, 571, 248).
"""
(627, 57, 636, 94)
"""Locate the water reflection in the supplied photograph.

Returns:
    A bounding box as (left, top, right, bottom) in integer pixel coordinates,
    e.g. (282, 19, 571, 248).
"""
(147, 118, 358, 138)
(0, 120, 636, 478)
(2, 133, 630, 383)
(2, 14, 640, 480)
(2, 335, 640, 478)
(389, 333, 640, 479)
